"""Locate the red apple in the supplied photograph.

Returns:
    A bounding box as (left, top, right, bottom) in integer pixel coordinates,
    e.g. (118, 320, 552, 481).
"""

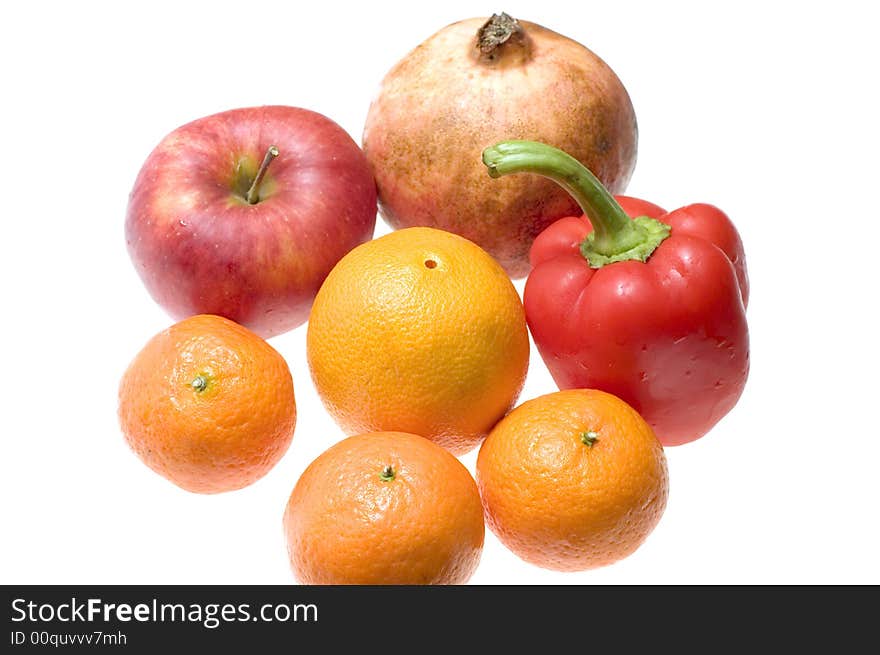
(125, 105, 377, 337)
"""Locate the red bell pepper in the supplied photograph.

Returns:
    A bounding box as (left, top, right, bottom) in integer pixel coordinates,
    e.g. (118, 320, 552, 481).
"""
(482, 141, 749, 446)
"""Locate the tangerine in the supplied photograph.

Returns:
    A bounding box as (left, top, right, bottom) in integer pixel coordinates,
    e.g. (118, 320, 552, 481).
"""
(118, 314, 296, 494)
(477, 389, 668, 571)
(283, 431, 484, 584)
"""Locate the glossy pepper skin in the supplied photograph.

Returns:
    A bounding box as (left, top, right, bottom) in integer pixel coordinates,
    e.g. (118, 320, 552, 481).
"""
(483, 141, 749, 446)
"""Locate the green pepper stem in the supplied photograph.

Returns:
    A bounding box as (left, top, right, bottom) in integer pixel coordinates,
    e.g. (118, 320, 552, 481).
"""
(482, 140, 670, 268)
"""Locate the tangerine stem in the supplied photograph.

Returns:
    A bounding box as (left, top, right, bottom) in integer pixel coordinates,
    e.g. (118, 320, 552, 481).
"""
(379, 465, 395, 482)
(191, 375, 209, 392)
(580, 431, 599, 447)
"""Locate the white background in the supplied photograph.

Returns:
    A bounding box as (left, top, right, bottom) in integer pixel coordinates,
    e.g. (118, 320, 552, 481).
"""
(2, 0, 878, 585)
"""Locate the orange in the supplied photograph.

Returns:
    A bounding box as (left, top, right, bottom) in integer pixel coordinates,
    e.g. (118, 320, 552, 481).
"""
(283, 431, 485, 585)
(118, 314, 296, 494)
(306, 227, 529, 455)
(476, 389, 668, 571)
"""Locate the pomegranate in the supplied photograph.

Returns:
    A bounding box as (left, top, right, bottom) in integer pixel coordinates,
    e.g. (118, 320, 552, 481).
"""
(363, 13, 638, 278)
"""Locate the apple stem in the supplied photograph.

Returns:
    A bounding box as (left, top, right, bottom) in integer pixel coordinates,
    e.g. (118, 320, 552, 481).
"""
(246, 145, 279, 204)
